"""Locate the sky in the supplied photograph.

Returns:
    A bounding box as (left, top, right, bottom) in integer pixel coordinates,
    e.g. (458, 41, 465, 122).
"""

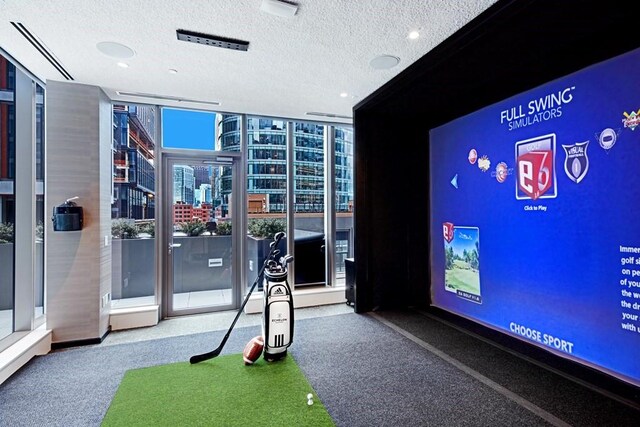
(162, 108, 216, 150)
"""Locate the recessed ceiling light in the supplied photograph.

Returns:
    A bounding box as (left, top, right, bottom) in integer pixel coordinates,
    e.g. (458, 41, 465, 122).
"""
(260, 0, 298, 18)
(117, 62, 129, 68)
(408, 31, 420, 40)
(168, 69, 178, 74)
(96, 41, 135, 59)
(369, 55, 400, 70)
(340, 92, 348, 98)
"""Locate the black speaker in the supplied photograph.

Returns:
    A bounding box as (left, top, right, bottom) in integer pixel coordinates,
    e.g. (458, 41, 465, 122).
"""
(52, 200, 83, 231)
(345, 258, 355, 306)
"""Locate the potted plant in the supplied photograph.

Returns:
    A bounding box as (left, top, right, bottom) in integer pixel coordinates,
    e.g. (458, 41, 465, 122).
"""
(246, 218, 286, 285)
(111, 219, 139, 239)
(0, 222, 13, 244)
(35, 221, 44, 242)
(136, 221, 155, 238)
(0, 223, 14, 310)
(216, 221, 232, 235)
(248, 218, 285, 239)
(179, 218, 206, 237)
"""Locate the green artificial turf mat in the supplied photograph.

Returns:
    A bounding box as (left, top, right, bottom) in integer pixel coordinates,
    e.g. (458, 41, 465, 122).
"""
(102, 353, 334, 427)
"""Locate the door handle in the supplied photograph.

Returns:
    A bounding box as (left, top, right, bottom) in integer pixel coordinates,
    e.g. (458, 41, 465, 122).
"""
(168, 242, 181, 254)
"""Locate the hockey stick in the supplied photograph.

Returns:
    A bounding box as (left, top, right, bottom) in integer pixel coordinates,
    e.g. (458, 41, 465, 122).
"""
(190, 231, 285, 364)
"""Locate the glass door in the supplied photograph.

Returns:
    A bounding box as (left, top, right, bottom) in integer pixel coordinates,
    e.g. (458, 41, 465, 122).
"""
(164, 155, 239, 316)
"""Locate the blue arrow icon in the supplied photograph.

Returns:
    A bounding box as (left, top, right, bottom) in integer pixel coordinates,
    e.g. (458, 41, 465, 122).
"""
(451, 174, 458, 189)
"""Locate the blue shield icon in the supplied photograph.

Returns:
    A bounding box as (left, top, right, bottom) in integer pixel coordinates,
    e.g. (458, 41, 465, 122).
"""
(562, 141, 589, 183)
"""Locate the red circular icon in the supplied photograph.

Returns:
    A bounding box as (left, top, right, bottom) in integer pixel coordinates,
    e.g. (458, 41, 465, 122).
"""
(468, 149, 477, 164)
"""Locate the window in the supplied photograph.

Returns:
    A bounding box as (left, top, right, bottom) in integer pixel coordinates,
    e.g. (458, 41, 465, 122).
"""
(0, 51, 46, 346)
(220, 116, 354, 289)
(335, 126, 354, 284)
(35, 84, 44, 320)
(293, 121, 325, 286)
(244, 117, 288, 291)
(162, 107, 215, 150)
(111, 104, 157, 308)
(0, 53, 15, 343)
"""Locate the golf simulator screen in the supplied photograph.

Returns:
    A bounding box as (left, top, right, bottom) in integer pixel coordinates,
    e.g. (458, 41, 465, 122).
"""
(429, 47, 640, 387)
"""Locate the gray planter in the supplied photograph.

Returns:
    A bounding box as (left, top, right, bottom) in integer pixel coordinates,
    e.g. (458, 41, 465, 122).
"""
(111, 238, 156, 299)
(172, 235, 233, 293)
(112, 235, 235, 299)
(0, 242, 43, 310)
(246, 236, 287, 289)
(0, 243, 13, 310)
(246, 231, 327, 287)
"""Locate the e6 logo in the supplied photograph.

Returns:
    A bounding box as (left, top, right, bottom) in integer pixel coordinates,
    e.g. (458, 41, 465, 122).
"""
(515, 134, 557, 200)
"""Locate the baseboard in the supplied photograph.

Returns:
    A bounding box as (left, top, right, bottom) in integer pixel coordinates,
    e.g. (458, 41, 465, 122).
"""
(51, 336, 104, 350)
(0, 325, 51, 385)
(110, 305, 159, 331)
(244, 286, 347, 314)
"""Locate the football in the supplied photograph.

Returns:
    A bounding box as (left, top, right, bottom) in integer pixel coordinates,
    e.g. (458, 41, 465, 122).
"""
(243, 335, 264, 365)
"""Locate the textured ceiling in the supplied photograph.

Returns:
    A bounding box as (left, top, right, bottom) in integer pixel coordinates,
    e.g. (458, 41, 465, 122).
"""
(0, 0, 497, 123)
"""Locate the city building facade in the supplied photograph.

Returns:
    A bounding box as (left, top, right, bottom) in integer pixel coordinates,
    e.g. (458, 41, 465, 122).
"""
(219, 115, 353, 215)
(111, 105, 156, 220)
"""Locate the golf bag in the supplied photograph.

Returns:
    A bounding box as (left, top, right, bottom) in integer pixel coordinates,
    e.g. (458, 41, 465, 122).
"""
(262, 254, 294, 361)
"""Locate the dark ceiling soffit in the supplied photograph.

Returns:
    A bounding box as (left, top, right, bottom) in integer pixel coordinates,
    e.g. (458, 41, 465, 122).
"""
(353, 0, 525, 113)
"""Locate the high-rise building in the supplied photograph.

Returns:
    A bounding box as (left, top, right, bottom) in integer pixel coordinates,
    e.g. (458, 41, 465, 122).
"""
(0, 55, 15, 225)
(192, 165, 211, 188)
(111, 104, 156, 219)
(218, 116, 353, 214)
(199, 183, 212, 205)
(173, 165, 195, 205)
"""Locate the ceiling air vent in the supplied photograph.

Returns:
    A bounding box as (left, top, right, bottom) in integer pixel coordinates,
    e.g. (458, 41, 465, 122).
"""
(11, 22, 73, 80)
(176, 29, 249, 51)
(306, 112, 352, 120)
(116, 91, 220, 106)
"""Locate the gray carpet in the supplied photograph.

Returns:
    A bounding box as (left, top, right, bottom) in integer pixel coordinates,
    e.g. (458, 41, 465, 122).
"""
(0, 311, 636, 426)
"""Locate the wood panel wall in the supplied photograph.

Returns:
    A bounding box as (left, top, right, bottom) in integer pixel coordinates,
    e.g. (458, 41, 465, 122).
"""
(46, 81, 111, 344)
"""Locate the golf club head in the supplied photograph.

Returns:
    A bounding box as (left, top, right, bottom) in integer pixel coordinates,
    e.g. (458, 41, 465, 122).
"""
(271, 249, 281, 259)
(274, 231, 285, 243)
(280, 255, 294, 266)
(190, 348, 221, 364)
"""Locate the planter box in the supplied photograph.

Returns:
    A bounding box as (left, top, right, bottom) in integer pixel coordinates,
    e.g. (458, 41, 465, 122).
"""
(172, 235, 232, 293)
(0, 243, 13, 310)
(0, 242, 43, 311)
(246, 236, 287, 289)
(111, 238, 156, 299)
(110, 231, 331, 300)
(246, 230, 326, 287)
(112, 235, 235, 299)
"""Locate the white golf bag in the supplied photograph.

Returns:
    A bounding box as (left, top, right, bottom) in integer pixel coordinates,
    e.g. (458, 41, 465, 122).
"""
(262, 255, 294, 361)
